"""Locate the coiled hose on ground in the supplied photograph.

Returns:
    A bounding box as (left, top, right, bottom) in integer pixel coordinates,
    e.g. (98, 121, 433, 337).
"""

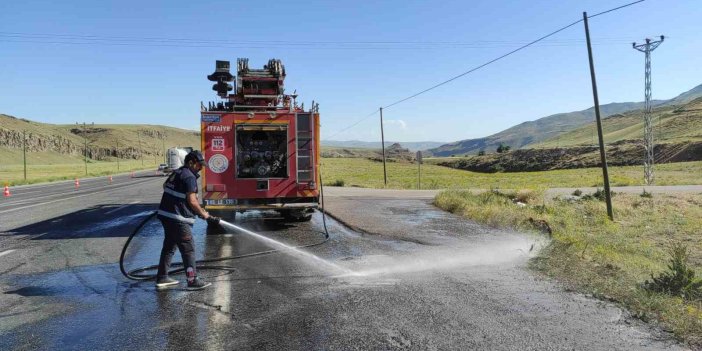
(119, 171, 331, 281)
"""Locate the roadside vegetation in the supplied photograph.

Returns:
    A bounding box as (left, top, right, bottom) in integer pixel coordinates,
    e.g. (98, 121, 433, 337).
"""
(433, 189, 702, 346)
(321, 157, 702, 189)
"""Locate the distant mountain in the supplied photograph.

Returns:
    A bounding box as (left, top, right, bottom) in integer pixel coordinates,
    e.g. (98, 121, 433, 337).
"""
(531, 95, 702, 148)
(664, 83, 702, 106)
(428, 83, 702, 157)
(439, 96, 702, 173)
(322, 140, 444, 152)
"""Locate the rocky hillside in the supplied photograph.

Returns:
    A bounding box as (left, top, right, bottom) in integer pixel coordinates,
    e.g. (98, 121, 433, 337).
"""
(438, 140, 702, 173)
(322, 140, 444, 152)
(429, 83, 702, 156)
(436, 96, 702, 173)
(0, 114, 200, 164)
(322, 143, 416, 162)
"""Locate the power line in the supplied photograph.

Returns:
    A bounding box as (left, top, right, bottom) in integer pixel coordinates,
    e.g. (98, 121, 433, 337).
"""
(0, 31, 636, 47)
(327, 0, 645, 139)
(588, 0, 644, 18)
(0, 38, 634, 50)
(0, 30, 639, 51)
(325, 109, 379, 140)
(381, 19, 583, 110)
(382, 0, 645, 110)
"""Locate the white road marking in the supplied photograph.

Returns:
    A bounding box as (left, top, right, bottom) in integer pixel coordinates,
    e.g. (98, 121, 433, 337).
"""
(105, 201, 141, 215)
(2, 180, 125, 206)
(209, 238, 233, 327)
(4, 171, 153, 202)
(0, 249, 16, 258)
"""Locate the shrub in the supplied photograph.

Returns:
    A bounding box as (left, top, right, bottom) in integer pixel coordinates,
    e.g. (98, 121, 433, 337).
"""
(644, 243, 702, 300)
(327, 179, 345, 187)
(583, 188, 616, 201)
(496, 143, 511, 153)
(514, 189, 539, 204)
(572, 189, 583, 196)
(477, 150, 486, 156)
(641, 189, 653, 198)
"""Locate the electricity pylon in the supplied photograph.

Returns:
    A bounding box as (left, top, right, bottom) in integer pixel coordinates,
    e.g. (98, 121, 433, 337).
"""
(632, 36, 664, 185)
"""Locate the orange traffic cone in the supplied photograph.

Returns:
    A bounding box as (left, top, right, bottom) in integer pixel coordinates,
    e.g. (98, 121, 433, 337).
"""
(108, 175, 113, 183)
(3, 185, 10, 197)
(74, 178, 80, 190)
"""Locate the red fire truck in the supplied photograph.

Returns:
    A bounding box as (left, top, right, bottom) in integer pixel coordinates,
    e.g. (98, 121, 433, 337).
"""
(201, 58, 320, 222)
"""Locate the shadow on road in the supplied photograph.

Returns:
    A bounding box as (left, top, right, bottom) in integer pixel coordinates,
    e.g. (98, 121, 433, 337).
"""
(3, 203, 158, 240)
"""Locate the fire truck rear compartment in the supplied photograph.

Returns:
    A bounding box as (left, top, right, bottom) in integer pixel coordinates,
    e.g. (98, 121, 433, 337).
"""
(236, 125, 288, 179)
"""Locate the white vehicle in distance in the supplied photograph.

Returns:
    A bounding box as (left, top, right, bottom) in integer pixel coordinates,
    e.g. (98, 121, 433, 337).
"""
(157, 163, 170, 175)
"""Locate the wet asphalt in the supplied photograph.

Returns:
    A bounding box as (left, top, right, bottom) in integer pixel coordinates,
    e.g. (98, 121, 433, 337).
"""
(0, 180, 689, 350)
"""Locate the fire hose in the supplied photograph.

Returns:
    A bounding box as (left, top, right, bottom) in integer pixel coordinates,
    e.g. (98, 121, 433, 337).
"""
(119, 170, 331, 281)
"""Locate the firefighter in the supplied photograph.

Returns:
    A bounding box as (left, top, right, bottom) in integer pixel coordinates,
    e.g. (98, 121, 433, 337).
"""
(155, 150, 220, 290)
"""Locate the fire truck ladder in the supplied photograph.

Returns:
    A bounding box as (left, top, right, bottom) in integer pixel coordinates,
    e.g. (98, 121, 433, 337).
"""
(295, 102, 318, 186)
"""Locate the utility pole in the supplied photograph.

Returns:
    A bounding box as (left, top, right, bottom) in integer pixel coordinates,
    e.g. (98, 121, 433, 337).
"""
(22, 130, 27, 181)
(116, 138, 120, 172)
(76, 122, 94, 176)
(583, 12, 614, 221)
(161, 132, 166, 163)
(633, 36, 664, 185)
(417, 151, 422, 190)
(379, 107, 387, 186)
(137, 129, 143, 166)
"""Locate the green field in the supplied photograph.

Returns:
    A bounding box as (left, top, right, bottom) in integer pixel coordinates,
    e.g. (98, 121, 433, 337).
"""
(5, 155, 702, 188)
(0, 159, 161, 186)
(321, 157, 702, 189)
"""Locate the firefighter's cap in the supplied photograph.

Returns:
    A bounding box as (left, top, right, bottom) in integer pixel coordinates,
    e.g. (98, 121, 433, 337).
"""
(185, 150, 208, 167)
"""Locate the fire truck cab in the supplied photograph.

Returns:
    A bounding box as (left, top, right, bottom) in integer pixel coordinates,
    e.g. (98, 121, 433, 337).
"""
(201, 58, 320, 222)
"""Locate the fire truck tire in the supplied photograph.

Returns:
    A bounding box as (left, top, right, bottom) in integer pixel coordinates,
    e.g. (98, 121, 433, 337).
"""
(282, 210, 312, 222)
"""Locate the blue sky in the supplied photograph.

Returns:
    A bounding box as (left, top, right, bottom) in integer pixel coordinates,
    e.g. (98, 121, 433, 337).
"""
(1, 0, 700, 143)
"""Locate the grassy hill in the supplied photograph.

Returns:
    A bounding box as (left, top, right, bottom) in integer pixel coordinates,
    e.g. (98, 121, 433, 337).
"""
(429, 83, 702, 156)
(0, 114, 201, 184)
(428, 102, 652, 156)
(435, 97, 702, 173)
(0, 114, 200, 165)
(532, 96, 702, 148)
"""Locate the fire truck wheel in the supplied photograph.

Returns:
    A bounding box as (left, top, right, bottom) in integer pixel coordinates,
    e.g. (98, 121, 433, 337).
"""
(282, 210, 312, 222)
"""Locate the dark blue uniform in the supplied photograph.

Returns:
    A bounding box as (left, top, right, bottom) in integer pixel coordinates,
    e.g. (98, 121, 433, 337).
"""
(156, 167, 200, 281)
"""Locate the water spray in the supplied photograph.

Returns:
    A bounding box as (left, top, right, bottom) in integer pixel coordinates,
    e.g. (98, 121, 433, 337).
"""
(218, 219, 351, 275)
(120, 161, 343, 281)
(119, 211, 339, 281)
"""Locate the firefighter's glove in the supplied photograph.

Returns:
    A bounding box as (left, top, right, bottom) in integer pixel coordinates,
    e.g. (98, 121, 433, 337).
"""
(206, 216, 221, 225)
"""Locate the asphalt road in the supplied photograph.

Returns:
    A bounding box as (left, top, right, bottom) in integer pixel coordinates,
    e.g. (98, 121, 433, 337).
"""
(0, 179, 689, 350)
